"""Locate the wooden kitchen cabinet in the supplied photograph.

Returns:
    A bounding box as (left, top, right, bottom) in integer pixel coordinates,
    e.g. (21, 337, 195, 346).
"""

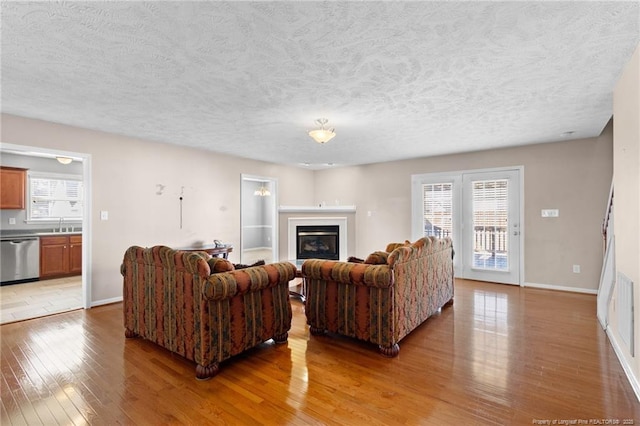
(0, 166, 27, 209)
(40, 235, 82, 278)
(69, 235, 82, 274)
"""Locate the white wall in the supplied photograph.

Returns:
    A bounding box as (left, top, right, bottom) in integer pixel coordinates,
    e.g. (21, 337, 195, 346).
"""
(1, 113, 315, 304)
(610, 43, 640, 398)
(0, 110, 617, 298)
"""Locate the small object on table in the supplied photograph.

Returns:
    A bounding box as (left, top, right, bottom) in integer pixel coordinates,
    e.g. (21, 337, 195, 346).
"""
(180, 244, 233, 259)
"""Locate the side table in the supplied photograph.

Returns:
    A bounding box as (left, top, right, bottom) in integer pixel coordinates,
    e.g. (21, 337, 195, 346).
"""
(289, 259, 306, 303)
(179, 244, 233, 259)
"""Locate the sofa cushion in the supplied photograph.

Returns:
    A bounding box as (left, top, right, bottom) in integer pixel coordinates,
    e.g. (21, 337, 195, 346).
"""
(208, 257, 235, 273)
(384, 240, 412, 252)
(364, 251, 389, 265)
(233, 259, 266, 269)
(347, 256, 364, 263)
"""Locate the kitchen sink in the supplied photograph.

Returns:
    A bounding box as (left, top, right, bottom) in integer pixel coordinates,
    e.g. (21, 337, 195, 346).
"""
(36, 229, 83, 236)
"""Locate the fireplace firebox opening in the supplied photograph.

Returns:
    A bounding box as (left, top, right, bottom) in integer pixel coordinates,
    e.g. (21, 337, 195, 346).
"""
(296, 225, 339, 260)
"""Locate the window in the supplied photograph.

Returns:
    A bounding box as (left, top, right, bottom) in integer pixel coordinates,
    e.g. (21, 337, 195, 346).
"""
(28, 171, 83, 221)
(471, 179, 509, 271)
(413, 167, 522, 285)
(412, 172, 461, 276)
(422, 182, 453, 239)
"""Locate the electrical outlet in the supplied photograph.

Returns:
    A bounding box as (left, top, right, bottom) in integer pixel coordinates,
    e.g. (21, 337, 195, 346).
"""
(573, 264, 581, 273)
(8, 217, 16, 225)
(100, 210, 109, 221)
(541, 209, 559, 217)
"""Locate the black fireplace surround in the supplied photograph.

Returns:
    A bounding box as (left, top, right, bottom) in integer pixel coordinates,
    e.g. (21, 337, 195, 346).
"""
(296, 225, 339, 260)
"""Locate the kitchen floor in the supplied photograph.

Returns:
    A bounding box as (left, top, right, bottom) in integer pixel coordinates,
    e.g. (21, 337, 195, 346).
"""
(0, 276, 82, 324)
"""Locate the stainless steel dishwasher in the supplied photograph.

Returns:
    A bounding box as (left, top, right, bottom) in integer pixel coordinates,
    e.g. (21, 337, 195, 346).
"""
(1, 236, 40, 284)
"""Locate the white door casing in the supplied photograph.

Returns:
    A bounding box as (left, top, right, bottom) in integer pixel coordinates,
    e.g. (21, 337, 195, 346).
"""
(412, 167, 523, 285)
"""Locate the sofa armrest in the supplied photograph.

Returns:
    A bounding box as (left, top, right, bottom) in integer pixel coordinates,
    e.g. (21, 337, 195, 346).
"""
(302, 259, 392, 288)
(202, 261, 296, 301)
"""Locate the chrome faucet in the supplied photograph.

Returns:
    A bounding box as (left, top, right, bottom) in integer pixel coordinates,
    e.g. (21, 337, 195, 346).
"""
(58, 217, 64, 232)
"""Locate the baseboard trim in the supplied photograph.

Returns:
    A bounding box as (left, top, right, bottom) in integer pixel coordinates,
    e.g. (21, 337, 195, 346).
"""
(523, 282, 597, 295)
(606, 327, 640, 402)
(91, 296, 123, 307)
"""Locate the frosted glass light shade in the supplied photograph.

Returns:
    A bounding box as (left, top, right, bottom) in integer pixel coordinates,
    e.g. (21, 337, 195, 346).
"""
(308, 118, 336, 144)
(308, 129, 336, 143)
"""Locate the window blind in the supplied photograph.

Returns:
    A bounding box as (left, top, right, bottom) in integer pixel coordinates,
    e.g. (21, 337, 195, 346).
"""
(422, 182, 453, 239)
(29, 173, 83, 220)
(472, 179, 508, 270)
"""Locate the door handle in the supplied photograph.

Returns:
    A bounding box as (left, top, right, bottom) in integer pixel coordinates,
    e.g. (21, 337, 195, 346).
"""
(8, 240, 33, 245)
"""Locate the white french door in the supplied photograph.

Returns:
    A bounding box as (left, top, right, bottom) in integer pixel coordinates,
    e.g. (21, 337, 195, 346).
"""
(462, 170, 520, 284)
(412, 167, 522, 285)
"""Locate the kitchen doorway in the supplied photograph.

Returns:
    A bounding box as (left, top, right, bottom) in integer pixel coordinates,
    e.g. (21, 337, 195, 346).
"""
(0, 143, 91, 323)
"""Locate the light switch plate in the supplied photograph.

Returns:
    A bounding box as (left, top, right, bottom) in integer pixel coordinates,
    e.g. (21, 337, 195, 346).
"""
(541, 209, 559, 217)
(100, 210, 109, 220)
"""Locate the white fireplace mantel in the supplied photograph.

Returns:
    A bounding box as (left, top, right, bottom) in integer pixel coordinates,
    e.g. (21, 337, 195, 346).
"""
(279, 205, 356, 214)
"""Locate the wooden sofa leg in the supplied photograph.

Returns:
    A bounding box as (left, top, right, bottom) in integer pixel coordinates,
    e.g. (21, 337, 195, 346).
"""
(309, 326, 326, 336)
(273, 332, 289, 344)
(379, 344, 400, 358)
(196, 363, 220, 380)
(443, 298, 454, 307)
(124, 328, 138, 338)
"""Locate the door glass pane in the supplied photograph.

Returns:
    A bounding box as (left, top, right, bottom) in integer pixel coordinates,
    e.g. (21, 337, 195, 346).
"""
(472, 179, 508, 271)
(422, 183, 453, 239)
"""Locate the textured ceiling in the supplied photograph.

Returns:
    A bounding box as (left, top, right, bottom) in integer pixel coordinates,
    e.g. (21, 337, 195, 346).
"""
(2, 1, 639, 169)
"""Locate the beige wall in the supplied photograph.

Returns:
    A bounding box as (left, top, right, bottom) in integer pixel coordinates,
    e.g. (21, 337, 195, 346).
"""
(611, 44, 640, 394)
(0, 110, 616, 300)
(314, 125, 614, 291)
(1, 113, 314, 303)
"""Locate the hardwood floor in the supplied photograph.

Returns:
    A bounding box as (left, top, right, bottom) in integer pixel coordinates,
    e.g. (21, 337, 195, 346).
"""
(0, 277, 82, 325)
(1, 278, 639, 425)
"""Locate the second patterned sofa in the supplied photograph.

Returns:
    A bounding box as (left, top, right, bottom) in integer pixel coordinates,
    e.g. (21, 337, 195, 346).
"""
(302, 236, 454, 357)
(121, 245, 296, 379)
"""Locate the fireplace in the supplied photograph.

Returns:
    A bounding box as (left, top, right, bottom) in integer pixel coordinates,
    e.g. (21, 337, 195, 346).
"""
(296, 225, 339, 260)
(286, 216, 348, 261)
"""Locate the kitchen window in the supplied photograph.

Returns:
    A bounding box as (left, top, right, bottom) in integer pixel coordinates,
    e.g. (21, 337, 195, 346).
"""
(27, 171, 83, 221)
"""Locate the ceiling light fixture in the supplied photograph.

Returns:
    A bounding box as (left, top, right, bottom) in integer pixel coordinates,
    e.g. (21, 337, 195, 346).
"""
(308, 118, 336, 144)
(254, 186, 271, 197)
(56, 156, 73, 165)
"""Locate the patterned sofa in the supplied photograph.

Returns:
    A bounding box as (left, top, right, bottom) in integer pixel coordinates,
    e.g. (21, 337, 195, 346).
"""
(302, 237, 454, 357)
(121, 245, 295, 379)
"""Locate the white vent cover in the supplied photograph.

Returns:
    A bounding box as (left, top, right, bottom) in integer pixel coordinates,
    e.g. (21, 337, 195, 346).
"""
(617, 272, 635, 356)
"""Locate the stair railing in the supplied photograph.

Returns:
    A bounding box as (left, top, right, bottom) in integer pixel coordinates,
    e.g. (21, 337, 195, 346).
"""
(602, 181, 614, 253)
